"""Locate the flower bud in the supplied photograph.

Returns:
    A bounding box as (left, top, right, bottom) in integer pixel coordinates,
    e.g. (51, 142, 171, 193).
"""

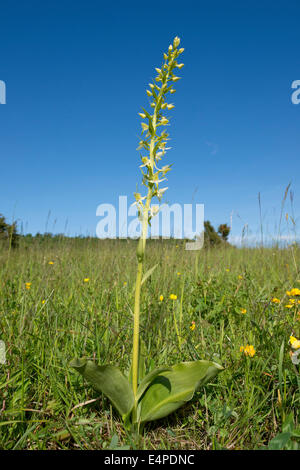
(139, 113, 146, 119)
(173, 36, 180, 48)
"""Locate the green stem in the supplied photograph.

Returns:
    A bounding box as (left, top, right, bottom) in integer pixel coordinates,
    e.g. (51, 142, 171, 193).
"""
(132, 195, 151, 412)
(132, 258, 143, 399)
(131, 67, 170, 419)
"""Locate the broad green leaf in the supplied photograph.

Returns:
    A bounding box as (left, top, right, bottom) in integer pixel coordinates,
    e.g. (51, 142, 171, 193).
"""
(292, 428, 300, 438)
(268, 432, 291, 450)
(136, 367, 172, 402)
(70, 358, 134, 420)
(139, 360, 223, 423)
(282, 412, 295, 434)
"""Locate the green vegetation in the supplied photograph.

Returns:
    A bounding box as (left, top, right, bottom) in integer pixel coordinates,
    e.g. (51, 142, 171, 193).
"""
(0, 237, 299, 449)
(0, 36, 299, 451)
(0, 214, 19, 249)
(204, 221, 231, 247)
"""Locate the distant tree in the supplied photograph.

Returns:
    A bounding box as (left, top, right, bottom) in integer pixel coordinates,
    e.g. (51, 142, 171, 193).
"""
(204, 220, 230, 247)
(0, 214, 19, 248)
(218, 223, 231, 241)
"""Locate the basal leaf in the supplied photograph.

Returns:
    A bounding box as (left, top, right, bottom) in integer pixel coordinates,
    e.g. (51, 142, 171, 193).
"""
(136, 367, 172, 402)
(268, 432, 292, 450)
(70, 358, 134, 420)
(139, 360, 223, 423)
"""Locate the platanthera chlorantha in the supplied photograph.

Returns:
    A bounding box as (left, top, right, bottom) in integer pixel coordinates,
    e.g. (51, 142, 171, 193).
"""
(70, 37, 223, 435)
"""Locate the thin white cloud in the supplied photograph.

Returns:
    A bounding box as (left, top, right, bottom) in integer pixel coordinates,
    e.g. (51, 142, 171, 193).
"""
(205, 141, 219, 156)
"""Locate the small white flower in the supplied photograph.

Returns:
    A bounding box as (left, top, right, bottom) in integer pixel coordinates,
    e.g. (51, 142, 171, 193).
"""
(160, 117, 169, 125)
(157, 187, 168, 199)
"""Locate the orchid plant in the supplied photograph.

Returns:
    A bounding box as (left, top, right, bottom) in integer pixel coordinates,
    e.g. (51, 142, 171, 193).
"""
(70, 37, 223, 437)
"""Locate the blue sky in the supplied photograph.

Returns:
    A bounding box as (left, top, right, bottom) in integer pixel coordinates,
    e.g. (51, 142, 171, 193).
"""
(0, 0, 299, 244)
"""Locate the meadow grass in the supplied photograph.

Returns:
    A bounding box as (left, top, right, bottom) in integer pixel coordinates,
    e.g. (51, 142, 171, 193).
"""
(0, 238, 299, 450)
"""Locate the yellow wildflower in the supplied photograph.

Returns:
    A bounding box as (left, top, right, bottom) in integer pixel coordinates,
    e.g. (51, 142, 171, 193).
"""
(238, 275, 243, 280)
(123, 281, 127, 286)
(25, 282, 31, 290)
(285, 304, 293, 309)
(286, 291, 292, 296)
(190, 321, 196, 331)
(290, 336, 300, 350)
(42, 299, 45, 304)
(48, 261, 54, 265)
(84, 278, 90, 283)
(290, 288, 300, 296)
(226, 268, 230, 272)
(240, 308, 247, 314)
(159, 295, 164, 302)
(170, 294, 177, 300)
(240, 344, 256, 357)
(271, 298, 280, 304)
(177, 272, 181, 276)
